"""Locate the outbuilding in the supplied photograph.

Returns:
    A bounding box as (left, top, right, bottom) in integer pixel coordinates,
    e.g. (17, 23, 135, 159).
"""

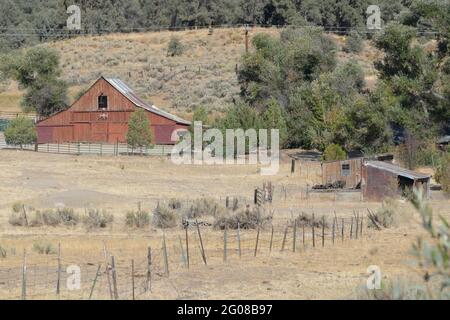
(36, 77, 191, 145)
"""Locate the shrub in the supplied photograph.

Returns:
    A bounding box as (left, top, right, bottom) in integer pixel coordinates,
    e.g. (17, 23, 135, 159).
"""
(32, 242, 57, 255)
(367, 199, 400, 229)
(8, 213, 26, 226)
(435, 153, 450, 194)
(297, 213, 328, 228)
(185, 198, 221, 219)
(41, 209, 62, 226)
(57, 208, 79, 226)
(12, 202, 23, 213)
(83, 209, 114, 229)
(344, 30, 363, 53)
(323, 144, 347, 161)
(126, 209, 150, 228)
(167, 36, 184, 57)
(168, 198, 182, 210)
(213, 206, 272, 230)
(152, 204, 177, 229)
(126, 109, 153, 149)
(29, 212, 44, 227)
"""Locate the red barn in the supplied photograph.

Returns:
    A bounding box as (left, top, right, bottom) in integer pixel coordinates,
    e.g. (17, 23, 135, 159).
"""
(36, 77, 190, 145)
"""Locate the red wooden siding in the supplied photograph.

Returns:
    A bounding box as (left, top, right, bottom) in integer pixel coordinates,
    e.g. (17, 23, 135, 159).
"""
(36, 77, 189, 145)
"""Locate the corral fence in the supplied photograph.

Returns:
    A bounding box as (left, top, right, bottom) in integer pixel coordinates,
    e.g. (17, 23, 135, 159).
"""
(0, 134, 173, 157)
(0, 212, 368, 300)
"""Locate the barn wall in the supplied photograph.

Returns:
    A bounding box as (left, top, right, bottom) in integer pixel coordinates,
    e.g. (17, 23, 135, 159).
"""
(322, 158, 362, 188)
(36, 77, 190, 145)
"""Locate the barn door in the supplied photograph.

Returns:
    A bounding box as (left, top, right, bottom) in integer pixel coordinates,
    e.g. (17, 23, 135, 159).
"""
(91, 123, 108, 142)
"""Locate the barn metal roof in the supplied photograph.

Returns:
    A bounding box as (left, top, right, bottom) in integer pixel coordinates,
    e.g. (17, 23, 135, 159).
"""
(104, 78, 191, 125)
(365, 161, 430, 180)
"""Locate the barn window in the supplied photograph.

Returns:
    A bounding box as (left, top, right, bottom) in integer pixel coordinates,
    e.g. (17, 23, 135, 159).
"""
(341, 163, 350, 176)
(98, 95, 108, 110)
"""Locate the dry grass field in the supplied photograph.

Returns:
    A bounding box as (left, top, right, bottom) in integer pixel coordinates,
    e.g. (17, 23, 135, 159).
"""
(0, 149, 448, 300)
(0, 27, 381, 115)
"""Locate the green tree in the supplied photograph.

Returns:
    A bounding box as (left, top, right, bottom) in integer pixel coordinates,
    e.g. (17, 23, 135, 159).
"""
(126, 109, 153, 149)
(1, 47, 68, 117)
(323, 144, 346, 161)
(4, 116, 36, 149)
(261, 98, 287, 147)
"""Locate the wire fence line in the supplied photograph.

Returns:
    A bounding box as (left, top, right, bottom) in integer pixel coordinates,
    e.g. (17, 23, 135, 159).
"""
(0, 214, 368, 300)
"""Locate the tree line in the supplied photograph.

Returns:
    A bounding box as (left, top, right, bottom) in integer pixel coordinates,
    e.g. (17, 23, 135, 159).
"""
(0, 0, 408, 52)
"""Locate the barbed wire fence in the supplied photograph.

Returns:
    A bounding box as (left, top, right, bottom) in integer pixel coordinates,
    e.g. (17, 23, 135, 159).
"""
(0, 211, 369, 300)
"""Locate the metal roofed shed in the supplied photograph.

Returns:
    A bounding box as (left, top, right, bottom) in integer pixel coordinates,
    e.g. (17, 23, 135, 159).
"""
(362, 160, 431, 201)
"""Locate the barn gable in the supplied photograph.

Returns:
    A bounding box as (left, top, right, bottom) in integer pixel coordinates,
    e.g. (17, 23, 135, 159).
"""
(36, 77, 190, 144)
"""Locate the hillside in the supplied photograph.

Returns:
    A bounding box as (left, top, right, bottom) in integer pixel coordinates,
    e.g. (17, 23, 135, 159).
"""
(0, 27, 381, 116)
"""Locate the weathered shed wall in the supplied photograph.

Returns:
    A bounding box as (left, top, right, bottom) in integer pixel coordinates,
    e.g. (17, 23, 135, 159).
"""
(322, 158, 362, 188)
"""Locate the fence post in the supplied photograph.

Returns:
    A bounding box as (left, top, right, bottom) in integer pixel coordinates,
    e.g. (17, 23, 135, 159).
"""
(162, 233, 169, 276)
(103, 243, 113, 300)
(21, 249, 27, 300)
(56, 242, 61, 297)
(322, 217, 325, 247)
(360, 217, 363, 237)
(178, 235, 187, 267)
(341, 218, 344, 242)
(350, 217, 353, 239)
(185, 227, 190, 268)
(237, 222, 241, 258)
(111, 256, 119, 300)
(281, 224, 288, 251)
(100, 143, 103, 156)
(223, 227, 227, 262)
(302, 223, 305, 248)
(312, 213, 316, 248)
(89, 264, 102, 300)
(291, 159, 295, 174)
(146, 247, 152, 292)
(292, 219, 297, 252)
(269, 225, 274, 253)
(131, 259, 135, 300)
(332, 218, 335, 245)
(196, 220, 207, 265)
(355, 212, 359, 240)
(254, 225, 260, 257)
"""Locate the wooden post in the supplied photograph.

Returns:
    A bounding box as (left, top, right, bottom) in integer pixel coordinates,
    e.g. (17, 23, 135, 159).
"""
(196, 220, 207, 265)
(355, 213, 359, 240)
(89, 264, 102, 300)
(22, 205, 28, 227)
(269, 225, 274, 253)
(244, 25, 249, 53)
(302, 223, 305, 248)
(162, 233, 169, 276)
(281, 224, 288, 251)
(254, 225, 260, 257)
(291, 159, 295, 174)
(56, 242, 61, 296)
(223, 227, 227, 262)
(111, 255, 119, 300)
(332, 219, 335, 245)
(131, 259, 135, 300)
(341, 218, 344, 242)
(103, 243, 113, 300)
(178, 235, 187, 267)
(312, 213, 316, 248)
(360, 217, 363, 237)
(21, 249, 27, 300)
(292, 219, 297, 252)
(237, 222, 241, 258)
(350, 217, 353, 239)
(322, 217, 325, 247)
(146, 247, 152, 292)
